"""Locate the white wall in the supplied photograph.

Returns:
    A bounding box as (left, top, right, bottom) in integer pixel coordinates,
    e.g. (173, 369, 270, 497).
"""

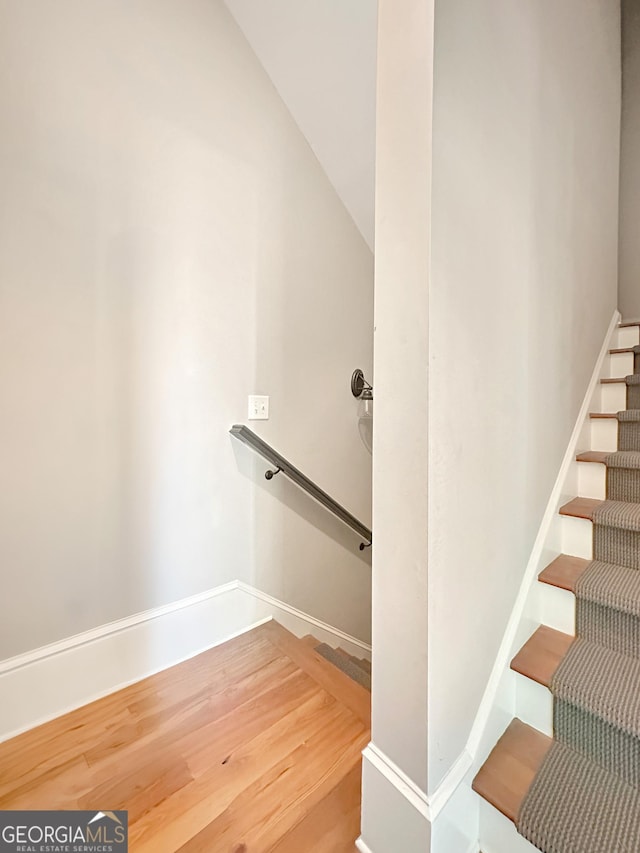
(620, 0, 640, 319)
(0, 0, 374, 661)
(429, 0, 620, 792)
(223, 0, 378, 250)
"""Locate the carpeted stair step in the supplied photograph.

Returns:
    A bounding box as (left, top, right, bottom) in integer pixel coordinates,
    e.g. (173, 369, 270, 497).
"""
(576, 559, 640, 656)
(314, 643, 371, 691)
(474, 720, 640, 852)
(517, 738, 640, 852)
(472, 719, 551, 822)
(626, 374, 640, 409)
(550, 638, 640, 785)
(618, 409, 640, 451)
(606, 452, 640, 502)
(592, 500, 640, 570)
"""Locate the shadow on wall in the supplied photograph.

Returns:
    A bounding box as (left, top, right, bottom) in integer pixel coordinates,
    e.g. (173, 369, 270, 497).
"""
(231, 438, 373, 563)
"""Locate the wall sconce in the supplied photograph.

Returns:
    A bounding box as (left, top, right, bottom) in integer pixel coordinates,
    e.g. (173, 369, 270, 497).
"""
(351, 369, 373, 419)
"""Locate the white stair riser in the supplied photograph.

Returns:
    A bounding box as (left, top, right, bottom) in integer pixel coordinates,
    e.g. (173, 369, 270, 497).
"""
(515, 673, 553, 736)
(479, 799, 542, 853)
(561, 515, 592, 560)
(539, 582, 576, 636)
(590, 417, 618, 451)
(615, 326, 640, 348)
(599, 383, 626, 412)
(577, 461, 606, 500)
(609, 352, 634, 377)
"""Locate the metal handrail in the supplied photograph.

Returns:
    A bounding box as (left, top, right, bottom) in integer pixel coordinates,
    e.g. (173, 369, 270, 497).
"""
(229, 424, 372, 550)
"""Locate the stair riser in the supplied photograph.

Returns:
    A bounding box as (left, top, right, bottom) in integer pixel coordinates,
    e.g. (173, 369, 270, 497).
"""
(515, 673, 553, 737)
(539, 583, 576, 636)
(629, 385, 640, 410)
(615, 326, 640, 348)
(561, 515, 592, 560)
(479, 800, 541, 853)
(594, 525, 640, 571)
(600, 382, 626, 412)
(555, 701, 640, 787)
(607, 468, 640, 502)
(608, 352, 635, 377)
(578, 601, 640, 658)
(577, 461, 606, 500)
(590, 418, 618, 452)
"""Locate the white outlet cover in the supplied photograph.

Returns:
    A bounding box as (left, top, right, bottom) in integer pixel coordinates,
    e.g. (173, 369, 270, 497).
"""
(248, 395, 269, 420)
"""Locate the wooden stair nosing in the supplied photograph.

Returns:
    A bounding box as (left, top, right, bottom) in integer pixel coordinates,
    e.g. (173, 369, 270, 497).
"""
(619, 321, 640, 328)
(510, 625, 574, 687)
(576, 450, 609, 464)
(589, 412, 618, 419)
(601, 377, 627, 385)
(472, 719, 552, 824)
(538, 554, 590, 593)
(559, 497, 602, 521)
(610, 347, 635, 355)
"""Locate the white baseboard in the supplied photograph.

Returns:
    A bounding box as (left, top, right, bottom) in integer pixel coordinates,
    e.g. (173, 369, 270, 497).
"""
(0, 580, 371, 743)
(359, 743, 430, 853)
(238, 581, 371, 660)
(359, 740, 478, 853)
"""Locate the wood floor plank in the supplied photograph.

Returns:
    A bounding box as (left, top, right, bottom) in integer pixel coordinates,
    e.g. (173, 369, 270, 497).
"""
(260, 621, 371, 725)
(132, 691, 349, 851)
(0, 622, 369, 851)
(267, 762, 362, 853)
(176, 707, 368, 852)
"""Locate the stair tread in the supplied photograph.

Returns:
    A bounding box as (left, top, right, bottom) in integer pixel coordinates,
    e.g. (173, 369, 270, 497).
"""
(610, 347, 635, 354)
(314, 643, 371, 692)
(559, 497, 602, 520)
(538, 554, 590, 592)
(553, 638, 640, 735)
(590, 412, 618, 419)
(619, 321, 640, 328)
(601, 377, 627, 384)
(472, 719, 552, 823)
(511, 626, 574, 687)
(576, 450, 609, 464)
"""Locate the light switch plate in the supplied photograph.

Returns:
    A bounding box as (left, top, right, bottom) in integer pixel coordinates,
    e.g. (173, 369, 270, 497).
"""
(248, 395, 269, 420)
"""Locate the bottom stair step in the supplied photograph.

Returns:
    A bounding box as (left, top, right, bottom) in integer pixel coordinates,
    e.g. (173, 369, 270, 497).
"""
(315, 644, 371, 691)
(475, 719, 640, 852)
(473, 719, 551, 822)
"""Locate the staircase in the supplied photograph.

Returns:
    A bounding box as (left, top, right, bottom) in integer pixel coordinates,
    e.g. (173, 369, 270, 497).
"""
(474, 321, 640, 852)
(302, 635, 371, 692)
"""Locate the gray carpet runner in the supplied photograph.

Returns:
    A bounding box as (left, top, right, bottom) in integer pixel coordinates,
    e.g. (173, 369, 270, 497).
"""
(516, 369, 640, 851)
(314, 643, 371, 691)
(518, 741, 640, 853)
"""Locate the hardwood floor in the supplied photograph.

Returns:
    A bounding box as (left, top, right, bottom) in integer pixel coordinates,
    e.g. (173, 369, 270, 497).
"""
(0, 621, 370, 852)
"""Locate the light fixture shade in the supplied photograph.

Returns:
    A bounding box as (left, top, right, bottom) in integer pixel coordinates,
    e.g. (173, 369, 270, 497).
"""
(358, 390, 373, 420)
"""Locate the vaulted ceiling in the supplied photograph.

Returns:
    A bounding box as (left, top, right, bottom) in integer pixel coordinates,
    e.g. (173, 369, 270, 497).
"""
(224, 0, 377, 250)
